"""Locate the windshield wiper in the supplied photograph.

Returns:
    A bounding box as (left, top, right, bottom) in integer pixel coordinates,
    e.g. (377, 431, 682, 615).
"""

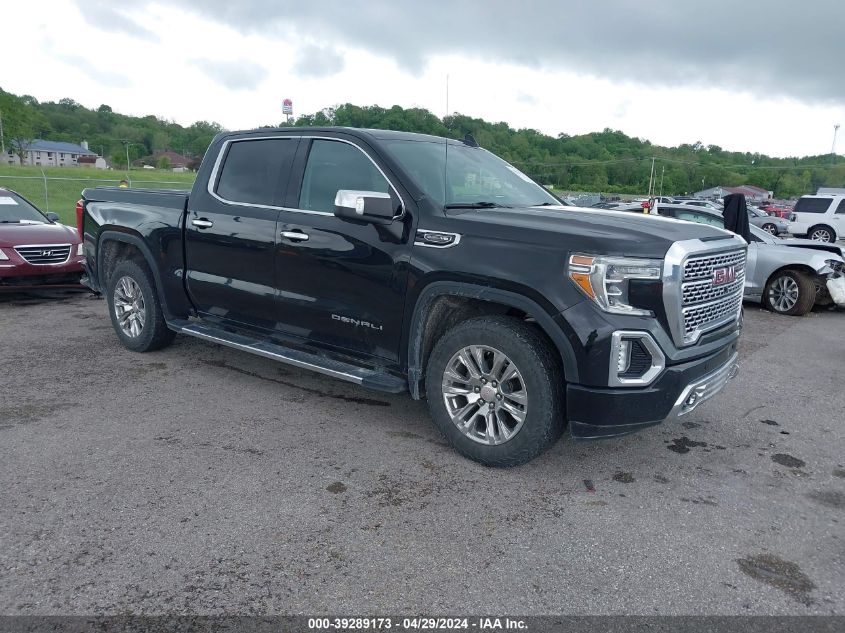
(444, 201, 507, 209)
(531, 202, 557, 206)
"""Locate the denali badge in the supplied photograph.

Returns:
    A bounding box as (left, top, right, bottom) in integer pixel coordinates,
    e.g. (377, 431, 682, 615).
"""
(712, 266, 737, 286)
(332, 314, 383, 331)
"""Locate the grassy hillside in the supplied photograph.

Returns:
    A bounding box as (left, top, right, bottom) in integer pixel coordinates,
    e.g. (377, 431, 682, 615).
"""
(0, 166, 195, 224)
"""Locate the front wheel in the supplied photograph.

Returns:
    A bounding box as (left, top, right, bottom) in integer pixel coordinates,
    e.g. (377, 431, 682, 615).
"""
(762, 223, 778, 235)
(763, 269, 816, 316)
(425, 316, 565, 467)
(106, 259, 176, 352)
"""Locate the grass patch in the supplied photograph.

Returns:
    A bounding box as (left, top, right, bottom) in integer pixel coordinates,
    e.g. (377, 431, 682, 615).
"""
(0, 166, 195, 224)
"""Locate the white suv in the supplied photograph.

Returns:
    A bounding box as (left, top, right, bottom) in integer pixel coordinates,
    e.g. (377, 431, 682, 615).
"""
(790, 195, 845, 243)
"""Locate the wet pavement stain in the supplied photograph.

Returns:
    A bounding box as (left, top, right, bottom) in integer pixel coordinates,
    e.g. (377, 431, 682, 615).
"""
(772, 454, 806, 468)
(583, 479, 595, 493)
(653, 475, 670, 484)
(681, 421, 701, 429)
(737, 554, 816, 606)
(326, 482, 347, 494)
(612, 472, 635, 483)
(667, 437, 708, 454)
(761, 419, 779, 426)
(680, 496, 718, 506)
(806, 490, 845, 509)
(832, 469, 845, 479)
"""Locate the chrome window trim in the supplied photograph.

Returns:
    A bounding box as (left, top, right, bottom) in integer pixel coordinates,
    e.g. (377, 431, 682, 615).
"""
(205, 135, 406, 220)
(608, 331, 665, 387)
(662, 235, 747, 347)
(413, 229, 462, 249)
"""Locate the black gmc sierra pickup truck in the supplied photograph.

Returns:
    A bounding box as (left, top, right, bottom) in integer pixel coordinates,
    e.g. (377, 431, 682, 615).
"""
(79, 127, 745, 466)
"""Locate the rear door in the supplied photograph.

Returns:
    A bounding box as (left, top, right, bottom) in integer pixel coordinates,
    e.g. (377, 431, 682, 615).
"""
(185, 137, 299, 331)
(792, 197, 834, 235)
(272, 137, 411, 363)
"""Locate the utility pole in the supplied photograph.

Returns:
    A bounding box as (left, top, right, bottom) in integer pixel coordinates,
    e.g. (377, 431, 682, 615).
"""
(647, 157, 656, 196)
(0, 108, 4, 154)
(122, 140, 131, 171)
(659, 165, 665, 196)
(832, 124, 840, 160)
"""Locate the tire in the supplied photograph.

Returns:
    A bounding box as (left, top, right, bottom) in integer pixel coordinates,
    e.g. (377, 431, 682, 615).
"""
(425, 315, 565, 467)
(762, 223, 777, 235)
(106, 259, 176, 352)
(763, 269, 816, 316)
(808, 225, 835, 243)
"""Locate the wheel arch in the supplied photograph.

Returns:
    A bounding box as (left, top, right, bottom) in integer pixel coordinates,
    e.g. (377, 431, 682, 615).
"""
(405, 281, 579, 399)
(97, 230, 173, 319)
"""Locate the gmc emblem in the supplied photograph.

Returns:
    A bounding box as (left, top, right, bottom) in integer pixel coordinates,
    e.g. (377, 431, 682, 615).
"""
(712, 266, 737, 286)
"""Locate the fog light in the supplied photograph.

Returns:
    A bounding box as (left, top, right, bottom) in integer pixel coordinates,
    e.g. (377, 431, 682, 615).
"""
(686, 393, 698, 407)
(617, 339, 631, 373)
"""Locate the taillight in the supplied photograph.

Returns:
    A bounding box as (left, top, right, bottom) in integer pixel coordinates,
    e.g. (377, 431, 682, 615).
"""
(75, 199, 84, 240)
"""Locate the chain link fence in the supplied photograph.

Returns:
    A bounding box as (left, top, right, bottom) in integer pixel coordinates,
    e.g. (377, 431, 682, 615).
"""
(0, 170, 195, 223)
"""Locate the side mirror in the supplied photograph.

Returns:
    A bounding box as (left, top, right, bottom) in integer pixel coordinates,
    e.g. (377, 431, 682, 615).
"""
(45, 212, 60, 223)
(333, 190, 397, 224)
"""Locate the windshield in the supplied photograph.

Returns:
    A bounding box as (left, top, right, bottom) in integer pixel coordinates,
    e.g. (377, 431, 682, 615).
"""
(381, 140, 559, 208)
(0, 192, 48, 223)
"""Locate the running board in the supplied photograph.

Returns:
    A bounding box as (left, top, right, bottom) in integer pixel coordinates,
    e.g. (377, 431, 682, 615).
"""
(168, 320, 407, 394)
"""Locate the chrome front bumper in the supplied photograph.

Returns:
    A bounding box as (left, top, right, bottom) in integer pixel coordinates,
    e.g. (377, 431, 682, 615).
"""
(669, 352, 739, 419)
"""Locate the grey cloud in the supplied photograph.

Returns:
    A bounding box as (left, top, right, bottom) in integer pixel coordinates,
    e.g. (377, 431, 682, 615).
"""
(56, 54, 133, 89)
(77, 1, 845, 102)
(293, 44, 345, 78)
(191, 59, 268, 91)
(78, 0, 160, 42)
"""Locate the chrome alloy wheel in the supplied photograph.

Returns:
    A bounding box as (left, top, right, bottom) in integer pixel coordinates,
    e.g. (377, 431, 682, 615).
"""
(441, 345, 528, 445)
(113, 276, 146, 337)
(810, 228, 833, 242)
(770, 275, 799, 312)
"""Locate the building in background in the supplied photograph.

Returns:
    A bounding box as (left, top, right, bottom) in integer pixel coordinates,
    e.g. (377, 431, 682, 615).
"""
(135, 150, 192, 172)
(694, 184, 772, 202)
(817, 187, 845, 195)
(5, 140, 107, 168)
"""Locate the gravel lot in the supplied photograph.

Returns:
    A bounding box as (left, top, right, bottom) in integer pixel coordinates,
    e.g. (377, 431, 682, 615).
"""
(0, 291, 843, 615)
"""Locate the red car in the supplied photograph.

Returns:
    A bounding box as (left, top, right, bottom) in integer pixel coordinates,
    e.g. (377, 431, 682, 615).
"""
(759, 201, 795, 220)
(0, 188, 85, 290)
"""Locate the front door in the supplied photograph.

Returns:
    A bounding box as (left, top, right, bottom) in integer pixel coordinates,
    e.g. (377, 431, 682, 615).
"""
(274, 137, 411, 362)
(185, 137, 299, 331)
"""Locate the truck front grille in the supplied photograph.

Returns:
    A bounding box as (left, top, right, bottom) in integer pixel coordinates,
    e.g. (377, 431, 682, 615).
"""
(14, 244, 71, 265)
(679, 249, 746, 344)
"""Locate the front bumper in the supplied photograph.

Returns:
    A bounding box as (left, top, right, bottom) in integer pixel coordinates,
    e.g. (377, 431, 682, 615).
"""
(567, 342, 739, 439)
(0, 254, 85, 289)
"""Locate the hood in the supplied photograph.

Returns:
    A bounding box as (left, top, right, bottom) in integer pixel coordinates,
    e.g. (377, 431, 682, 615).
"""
(0, 221, 80, 248)
(779, 238, 843, 258)
(448, 205, 736, 258)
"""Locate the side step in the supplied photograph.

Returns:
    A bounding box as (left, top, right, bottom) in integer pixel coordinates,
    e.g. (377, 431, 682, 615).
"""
(168, 320, 407, 394)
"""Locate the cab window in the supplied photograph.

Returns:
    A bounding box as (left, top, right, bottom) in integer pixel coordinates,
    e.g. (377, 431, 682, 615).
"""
(677, 210, 724, 228)
(298, 140, 389, 213)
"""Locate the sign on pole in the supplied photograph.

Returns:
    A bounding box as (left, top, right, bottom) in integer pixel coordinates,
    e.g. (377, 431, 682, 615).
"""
(282, 99, 293, 116)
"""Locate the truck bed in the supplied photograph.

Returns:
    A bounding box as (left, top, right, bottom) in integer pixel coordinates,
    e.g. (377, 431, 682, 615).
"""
(81, 186, 190, 212)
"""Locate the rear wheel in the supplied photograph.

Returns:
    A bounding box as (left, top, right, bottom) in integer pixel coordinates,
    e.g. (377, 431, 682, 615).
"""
(425, 316, 565, 467)
(762, 223, 777, 235)
(107, 260, 175, 352)
(808, 225, 835, 243)
(763, 269, 816, 316)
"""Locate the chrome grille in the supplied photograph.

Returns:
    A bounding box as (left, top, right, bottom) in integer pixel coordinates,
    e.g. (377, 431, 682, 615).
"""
(14, 244, 71, 265)
(680, 248, 746, 343)
(683, 250, 746, 281)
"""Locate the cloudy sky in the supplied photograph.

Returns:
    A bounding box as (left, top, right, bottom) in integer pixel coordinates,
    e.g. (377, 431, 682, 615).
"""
(4, 0, 844, 157)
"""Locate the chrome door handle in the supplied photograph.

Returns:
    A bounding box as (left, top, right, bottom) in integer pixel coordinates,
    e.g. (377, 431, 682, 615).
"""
(192, 218, 214, 228)
(281, 230, 309, 242)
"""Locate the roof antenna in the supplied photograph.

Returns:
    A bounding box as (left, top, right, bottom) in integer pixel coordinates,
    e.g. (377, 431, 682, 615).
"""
(463, 133, 478, 148)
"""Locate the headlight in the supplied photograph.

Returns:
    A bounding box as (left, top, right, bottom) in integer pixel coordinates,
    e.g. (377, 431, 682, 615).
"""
(76, 243, 84, 256)
(568, 254, 662, 316)
(0, 249, 8, 261)
(825, 259, 845, 275)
